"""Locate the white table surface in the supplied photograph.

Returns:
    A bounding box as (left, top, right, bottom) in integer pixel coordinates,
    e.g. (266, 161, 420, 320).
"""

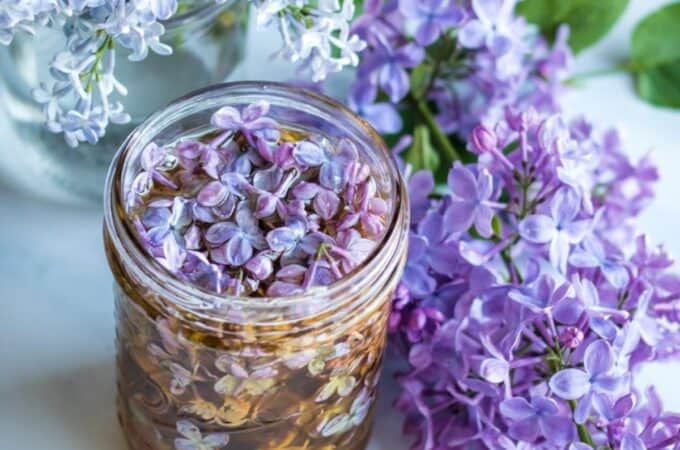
(1, 2, 679, 449)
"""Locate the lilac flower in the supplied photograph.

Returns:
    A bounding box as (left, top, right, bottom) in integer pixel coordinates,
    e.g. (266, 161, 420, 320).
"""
(292, 181, 340, 221)
(399, 0, 464, 46)
(401, 233, 436, 297)
(142, 197, 192, 246)
(131, 143, 177, 195)
(508, 273, 573, 316)
(458, 0, 516, 55)
(444, 162, 502, 238)
(348, 81, 402, 134)
(206, 204, 266, 266)
(292, 138, 358, 191)
(359, 34, 424, 103)
(500, 396, 575, 443)
(519, 187, 590, 273)
(174, 420, 229, 450)
(211, 101, 279, 147)
(550, 340, 626, 424)
(569, 236, 630, 289)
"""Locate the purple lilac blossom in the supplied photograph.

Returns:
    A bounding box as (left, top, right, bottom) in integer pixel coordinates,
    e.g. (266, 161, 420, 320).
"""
(126, 101, 391, 297)
(391, 108, 680, 449)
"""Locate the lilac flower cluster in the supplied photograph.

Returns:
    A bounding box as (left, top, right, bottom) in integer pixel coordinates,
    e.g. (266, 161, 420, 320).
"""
(1, 0, 364, 146)
(390, 108, 680, 449)
(348, 0, 571, 138)
(127, 101, 388, 297)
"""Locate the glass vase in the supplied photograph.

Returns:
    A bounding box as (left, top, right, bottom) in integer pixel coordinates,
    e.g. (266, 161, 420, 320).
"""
(0, 0, 248, 204)
(103, 82, 409, 450)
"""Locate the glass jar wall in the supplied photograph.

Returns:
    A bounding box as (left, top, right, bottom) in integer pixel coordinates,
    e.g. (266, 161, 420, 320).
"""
(0, 1, 248, 204)
(103, 82, 409, 450)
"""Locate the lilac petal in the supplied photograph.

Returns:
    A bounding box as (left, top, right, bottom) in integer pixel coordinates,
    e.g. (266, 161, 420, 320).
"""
(508, 419, 538, 442)
(266, 281, 302, 297)
(569, 444, 593, 450)
(225, 234, 252, 266)
(584, 340, 613, 376)
(314, 189, 340, 220)
(380, 63, 409, 103)
(141, 143, 165, 169)
(589, 317, 618, 341)
(160, 237, 186, 272)
(499, 397, 535, 420)
(211, 106, 242, 130)
(292, 181, 320, 200)
(394, 43, 425, 67)
(519, 215, 555, 243)
(276, 264, 307, 282)
(429, 244, 460, 275)
(362, 213, 383, 237)
(253, 166, 283, 192)
(242, 100, 269, 122)
(142, 207, 171, 228)
(398, 0, 420, 17)
(362, 102, 403, 134)
(474, 205, 494, 238)
(408, 343, 433, 368)
(601, 262, 630, 289)
(266, 227, 299, 253)
(550, 232, 571, 273)
(479, 358, 508, 384)
(255, 194, 278, 218)
(448, 164, 477, 198)
(476, 169, 494, 200)
(565, 219, 591, 243)
(176, 420, 201, 440)
(132, 172, 153, 196)
(415, 20, 440, 47)
(574, 391, 593, 424)
(621, 434, 646, 450)
(508, 289, 544, 313)
(592, 374, 624, 394)
(549, 368, 590, 399)
(245, 255, 273, 281)
(198, 181, 229, 207)
(206, 222, 239, 245)
(553, 298, 583, 324)
(147, 226, 171, 247)
(402, 264, 436, 297)
(569, 246, 600, 268)
(458, 19, 486, 48)
(293, 141, 325, 166)
(540, 416, 575, 443)
(552, 188, 580, 225)
(203, 433, 230, 447)
(532, 396, 559, 416)
(444, 200, 476, 233)
(319, 161, 346, 191)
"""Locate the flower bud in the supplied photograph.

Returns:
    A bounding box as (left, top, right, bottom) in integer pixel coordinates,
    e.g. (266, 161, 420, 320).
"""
(559, 326, 584, 349)
(471, 124, 497, 154)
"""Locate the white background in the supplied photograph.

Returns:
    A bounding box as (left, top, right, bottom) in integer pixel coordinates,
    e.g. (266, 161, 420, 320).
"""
(1, 1, 679, 449)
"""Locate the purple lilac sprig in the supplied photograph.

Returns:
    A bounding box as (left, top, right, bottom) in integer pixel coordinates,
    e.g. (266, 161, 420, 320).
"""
(347, 0, 571, 148)
(126, 101, 390, 297)
(391, 108, 680, 449)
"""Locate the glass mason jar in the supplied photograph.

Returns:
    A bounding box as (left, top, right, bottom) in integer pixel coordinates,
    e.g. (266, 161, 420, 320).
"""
(103, 82, 409, 450)
(0, 0, 248, 204)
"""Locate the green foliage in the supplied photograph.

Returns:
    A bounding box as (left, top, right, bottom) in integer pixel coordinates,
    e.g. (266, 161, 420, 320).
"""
(630, 2, 680, 108)
(516, 0, 629, 53)
(404, 125, 440, 173)
(410, 64, 434, 100)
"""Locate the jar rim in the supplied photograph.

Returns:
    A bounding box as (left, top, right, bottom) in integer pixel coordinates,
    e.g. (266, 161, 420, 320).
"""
(104, 81, 408, 319)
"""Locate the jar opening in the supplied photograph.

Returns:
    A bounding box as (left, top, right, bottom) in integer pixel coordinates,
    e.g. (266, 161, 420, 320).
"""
(104, 82, 409, 323)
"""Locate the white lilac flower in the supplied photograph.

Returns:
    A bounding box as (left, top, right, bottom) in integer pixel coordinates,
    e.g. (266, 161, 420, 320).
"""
(319, 388, 372, 437)
(174, 420, 229, 450)
(3, 0, 366, 146)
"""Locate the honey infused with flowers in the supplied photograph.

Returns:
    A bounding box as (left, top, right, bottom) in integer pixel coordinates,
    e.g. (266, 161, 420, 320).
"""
(104, 84, 408, 450)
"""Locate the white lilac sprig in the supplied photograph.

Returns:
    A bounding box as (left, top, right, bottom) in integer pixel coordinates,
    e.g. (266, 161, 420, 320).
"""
(127, 100, 389, 297)
(1, 0, 365, 147)
(390, 107, 680, 449)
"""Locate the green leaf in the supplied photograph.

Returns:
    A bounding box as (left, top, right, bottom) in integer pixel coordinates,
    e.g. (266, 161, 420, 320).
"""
(516, 0, 629, 53)
(410, 64, 433, 99)
(630, 3, 680, 109)
(635, 60, 680, 108)
(404, 125, 440, 173)
(631, 2, 680, 70)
